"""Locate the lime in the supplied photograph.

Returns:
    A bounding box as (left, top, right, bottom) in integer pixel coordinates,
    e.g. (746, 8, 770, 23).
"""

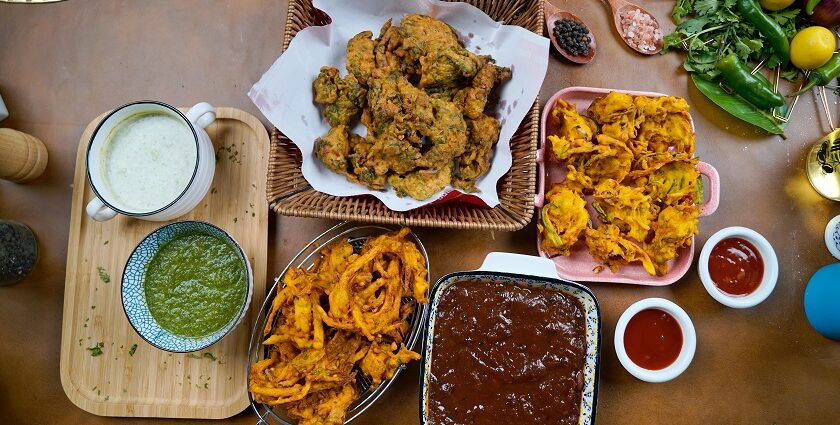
(759, 0, 794, 11)
(791, 27, 837, 70)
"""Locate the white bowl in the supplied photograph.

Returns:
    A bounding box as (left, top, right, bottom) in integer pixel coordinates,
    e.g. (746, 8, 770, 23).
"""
(698, 226, 778, 309)
(614, 298, 696, 383)
(824, 215, 840, 261)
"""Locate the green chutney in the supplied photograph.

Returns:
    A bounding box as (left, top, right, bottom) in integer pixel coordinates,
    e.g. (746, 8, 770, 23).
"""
(144, 231, 247, 338)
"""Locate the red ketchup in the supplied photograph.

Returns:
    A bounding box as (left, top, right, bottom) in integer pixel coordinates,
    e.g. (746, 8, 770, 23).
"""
(624, 308, 683, 370)
(708, 237, 764, 296)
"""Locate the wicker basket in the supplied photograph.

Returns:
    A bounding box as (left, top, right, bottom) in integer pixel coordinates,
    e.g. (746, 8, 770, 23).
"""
(267, 0, 543, 231)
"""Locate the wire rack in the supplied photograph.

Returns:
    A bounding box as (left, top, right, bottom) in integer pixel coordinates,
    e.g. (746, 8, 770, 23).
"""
(246, 222, 430, 425)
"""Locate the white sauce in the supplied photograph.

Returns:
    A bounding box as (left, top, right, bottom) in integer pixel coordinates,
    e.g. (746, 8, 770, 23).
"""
(100, 112, 196, 212)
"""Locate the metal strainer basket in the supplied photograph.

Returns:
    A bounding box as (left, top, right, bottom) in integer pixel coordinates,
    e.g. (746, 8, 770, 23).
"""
(247, 221, 430, 424)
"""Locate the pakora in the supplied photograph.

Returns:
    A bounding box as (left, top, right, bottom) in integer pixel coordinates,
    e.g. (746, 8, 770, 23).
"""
(539, 92, 705, 276)
(539, 184, 590, 256)
(312, 14, 512, 200)
(250, 228, 428, 425)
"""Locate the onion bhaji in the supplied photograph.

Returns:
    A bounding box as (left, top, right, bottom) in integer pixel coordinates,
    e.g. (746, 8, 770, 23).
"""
(312, 14, 512, 200)
(250, 228, 427, 425)
(539, 92, 705, 276)
(538, 184, 590, 256)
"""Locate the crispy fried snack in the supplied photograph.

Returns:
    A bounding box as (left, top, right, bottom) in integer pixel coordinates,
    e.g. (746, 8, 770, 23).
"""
(250, 228, 428, 425)
(312, 14, 512, 200)
(645, 204, 700, 276)
(584, 224, 656, 275)
(541, 92, 704, 276)
(538, 184, 589, 256)
(592, 179, 657, 242)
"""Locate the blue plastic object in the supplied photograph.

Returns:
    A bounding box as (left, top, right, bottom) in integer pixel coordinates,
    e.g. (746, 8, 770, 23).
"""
(804, 263, 840, 341)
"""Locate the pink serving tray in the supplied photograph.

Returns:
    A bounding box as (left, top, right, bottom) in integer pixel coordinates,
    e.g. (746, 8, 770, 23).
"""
(536, 87, 720, 286)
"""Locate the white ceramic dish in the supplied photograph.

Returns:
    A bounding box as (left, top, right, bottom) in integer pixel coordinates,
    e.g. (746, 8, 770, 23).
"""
(85, 101, 216, 222)
(824, 215, 840, 261)
(698, 226, 778, 309)
(0, 92, 8, 122)
(614, 298, 695, 383)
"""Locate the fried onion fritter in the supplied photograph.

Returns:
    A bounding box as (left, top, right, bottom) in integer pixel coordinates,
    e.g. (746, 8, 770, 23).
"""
(251, 229, 428, 425)
(584, 224, 656, 275)
(540, 92, 705, 276)
(538, 184, 589, 256)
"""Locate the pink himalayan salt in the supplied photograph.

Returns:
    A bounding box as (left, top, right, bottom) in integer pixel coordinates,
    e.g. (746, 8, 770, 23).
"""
(619, 8, 662, 52)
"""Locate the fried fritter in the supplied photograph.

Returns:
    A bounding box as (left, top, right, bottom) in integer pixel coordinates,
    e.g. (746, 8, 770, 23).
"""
(346, 31, 376, 84)
(312, 14, 511, 200)
(453, 115, 501, 192)
(313, 67, 367, 127)
(251, 229, 428, 423)
(564, 134, 633, 192)
(539, 184, 589, 256)
(584, 224, 656, 275)
(541, 92, 705, 276)
(592, 179, 657, 242)
(645, 204, 699, 276)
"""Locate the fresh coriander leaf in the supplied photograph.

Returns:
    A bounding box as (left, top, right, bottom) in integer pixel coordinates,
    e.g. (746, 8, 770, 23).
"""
(97, 267, 110, 283)
(672, 0, 695, 22)
(87, 342, 105, 357)
(694, 0, 720, 15)
(128, 344, 138, 356)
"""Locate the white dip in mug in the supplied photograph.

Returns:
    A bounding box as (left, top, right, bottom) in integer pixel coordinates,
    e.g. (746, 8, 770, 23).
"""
(85, 101, 216, 222)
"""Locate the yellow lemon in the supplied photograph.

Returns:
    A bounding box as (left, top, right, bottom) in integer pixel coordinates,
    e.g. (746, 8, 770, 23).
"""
(791, 27, 836, 70)
(759, 0, 795, 11)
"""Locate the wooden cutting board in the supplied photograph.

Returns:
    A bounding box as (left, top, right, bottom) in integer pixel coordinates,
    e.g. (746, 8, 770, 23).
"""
(59, 107, 269, 418)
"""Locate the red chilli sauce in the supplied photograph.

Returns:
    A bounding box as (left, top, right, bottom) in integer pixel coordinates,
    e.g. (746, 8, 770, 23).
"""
(709, 237, 764, 296)
(624, 308, 683, 370)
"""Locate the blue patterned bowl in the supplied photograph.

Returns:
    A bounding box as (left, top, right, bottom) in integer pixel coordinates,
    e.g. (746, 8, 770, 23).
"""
(121, 220, 253, 352)
(419, 267, 601, 424)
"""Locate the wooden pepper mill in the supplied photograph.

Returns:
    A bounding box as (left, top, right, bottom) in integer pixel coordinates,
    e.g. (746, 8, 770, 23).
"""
(0, 128, 48, 183)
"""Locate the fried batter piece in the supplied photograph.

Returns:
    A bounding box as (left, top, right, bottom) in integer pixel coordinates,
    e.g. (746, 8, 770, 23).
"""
(453, 115, 501, 192)
(592, 179, 657, 242)
(346, 31, 376, 84)
(312, 14, 511, 200)
(541, 92, 705, 277)
(313, 67, 367, 127)
(564, 134, 633, 192)
(588, 92, 637, 141)
(286, 384, 358, 425)
(584, 224, 656, 275)
(538, 184, 589, 256)
(251, 229, 428, 424)
(644, 204, 699, 276)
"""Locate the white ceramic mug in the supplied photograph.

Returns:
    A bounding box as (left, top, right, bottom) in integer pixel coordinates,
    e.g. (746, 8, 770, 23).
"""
(85, 101, 216, 222)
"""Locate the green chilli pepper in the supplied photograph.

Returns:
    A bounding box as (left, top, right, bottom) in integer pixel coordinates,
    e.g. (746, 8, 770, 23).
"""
(806, 0, 822, 15)
(716, 53, 785, 109)
(791, 53, 840, 96)
(735, 0, 790, 67)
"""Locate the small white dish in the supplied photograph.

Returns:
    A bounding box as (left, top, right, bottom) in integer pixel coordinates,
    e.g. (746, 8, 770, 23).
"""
(824, 215, 840, 261)
(698, 226, 778, 308)
(614, 298, 696, 383)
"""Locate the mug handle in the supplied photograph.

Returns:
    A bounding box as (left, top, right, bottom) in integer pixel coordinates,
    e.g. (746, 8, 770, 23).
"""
(86, 197, 118, 221)
(185, 102, 216, 129)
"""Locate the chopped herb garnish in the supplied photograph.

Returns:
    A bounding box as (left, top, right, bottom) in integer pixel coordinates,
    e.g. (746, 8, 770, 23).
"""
(233, 217, 238, 223)
(97, 267, 110, 283)
(103, 240, 109, 245)
(104, 396, 109, 401)
(128, 344, 138, 356)
(203, 352, 217, 361)
(211, 187, 218, 194)
(87, 342, 104, 357)
(203, 383, 208, 389)
(186, 353, 201, 359)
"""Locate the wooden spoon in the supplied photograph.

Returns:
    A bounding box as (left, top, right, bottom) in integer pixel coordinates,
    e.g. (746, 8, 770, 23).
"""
(604, 0, 663, 55)
(544, 0, 596, 64)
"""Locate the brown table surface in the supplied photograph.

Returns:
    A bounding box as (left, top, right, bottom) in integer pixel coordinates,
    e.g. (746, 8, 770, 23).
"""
(2, 0, 839, 423)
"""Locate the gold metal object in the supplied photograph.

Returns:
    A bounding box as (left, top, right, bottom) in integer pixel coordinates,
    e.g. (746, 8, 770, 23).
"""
(806, 129, 840, 201)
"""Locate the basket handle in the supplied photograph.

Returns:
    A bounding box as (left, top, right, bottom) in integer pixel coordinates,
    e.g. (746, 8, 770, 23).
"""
(697, 160, 720, 217)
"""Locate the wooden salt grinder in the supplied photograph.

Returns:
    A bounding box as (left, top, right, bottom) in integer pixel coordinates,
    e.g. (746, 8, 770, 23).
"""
(0, 128, 48, 183)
